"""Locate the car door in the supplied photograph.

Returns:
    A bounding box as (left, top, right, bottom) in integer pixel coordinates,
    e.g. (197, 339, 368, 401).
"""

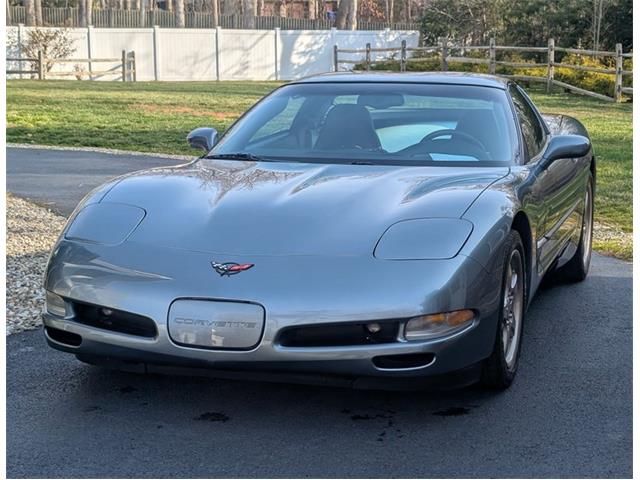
(508, 85, 581, 274)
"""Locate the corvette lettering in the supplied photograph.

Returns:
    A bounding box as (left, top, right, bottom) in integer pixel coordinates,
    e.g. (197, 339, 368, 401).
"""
(174, 317, 258, 329)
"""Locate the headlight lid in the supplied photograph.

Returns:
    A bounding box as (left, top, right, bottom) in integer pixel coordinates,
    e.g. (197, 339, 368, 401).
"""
(65, 202, 145, 245)
(374, 218, 473, 260)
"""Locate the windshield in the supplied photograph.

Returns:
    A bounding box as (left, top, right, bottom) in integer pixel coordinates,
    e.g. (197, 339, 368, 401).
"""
(211, 82, 518, 167)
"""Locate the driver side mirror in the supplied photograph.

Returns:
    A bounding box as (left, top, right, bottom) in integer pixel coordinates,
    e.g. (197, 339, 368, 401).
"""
(187, 127, 218, 153)
(541, 134, 590, 165)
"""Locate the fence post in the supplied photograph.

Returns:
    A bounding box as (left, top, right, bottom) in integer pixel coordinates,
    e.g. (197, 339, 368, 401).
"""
(37, 50, 44, 80)
(333, 45, 338, 72)
(615, 43, 623, 102)
(17, 23, 24, 80)
(152, 25, 160, 81)
(121, 49, 126, 81)
(86, 25, 93, 80)
(274, 27, 280, 81)
(489, 37, 496, 74)
(546, 38, 554, 93)
(400, 39, 406, 72)
(130, 51, 137, 82)
(440, 37, 448, 71)
(215, 26, 221, 81)
(365, 43, 371, 71)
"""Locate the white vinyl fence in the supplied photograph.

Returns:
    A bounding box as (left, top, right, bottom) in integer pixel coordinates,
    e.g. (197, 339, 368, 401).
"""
(6, 26, 419, 81)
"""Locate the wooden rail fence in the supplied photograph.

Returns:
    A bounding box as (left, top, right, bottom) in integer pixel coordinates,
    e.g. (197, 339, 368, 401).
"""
(6, 49, 136, 81)
(334, 38, 633, 102)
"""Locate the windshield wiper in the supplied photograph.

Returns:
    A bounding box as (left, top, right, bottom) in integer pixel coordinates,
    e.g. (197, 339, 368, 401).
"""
(205, 152, 271, 162)
(350, 160, 376, 165)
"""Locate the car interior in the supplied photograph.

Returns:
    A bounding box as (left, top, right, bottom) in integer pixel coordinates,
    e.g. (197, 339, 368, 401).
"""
(242, 91, 513, 163)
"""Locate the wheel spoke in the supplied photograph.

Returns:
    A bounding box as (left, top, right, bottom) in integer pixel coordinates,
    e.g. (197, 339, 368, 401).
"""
(502, 248, 524, 370)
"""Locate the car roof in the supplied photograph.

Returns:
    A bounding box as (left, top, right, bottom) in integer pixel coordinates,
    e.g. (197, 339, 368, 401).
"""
(290, 71, 511, 89)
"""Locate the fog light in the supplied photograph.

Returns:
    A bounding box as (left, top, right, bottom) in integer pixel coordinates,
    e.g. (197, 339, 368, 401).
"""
(366, 323, 382, 333)
(45, 291, 67, 317)
(404, 310, 474, 340)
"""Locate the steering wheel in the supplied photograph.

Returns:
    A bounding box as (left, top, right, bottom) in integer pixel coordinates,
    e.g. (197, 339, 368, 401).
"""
(420, 129, 487, 153)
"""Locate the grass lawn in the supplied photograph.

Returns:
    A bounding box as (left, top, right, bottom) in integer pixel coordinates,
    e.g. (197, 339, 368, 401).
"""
(7, 80, 632, 259)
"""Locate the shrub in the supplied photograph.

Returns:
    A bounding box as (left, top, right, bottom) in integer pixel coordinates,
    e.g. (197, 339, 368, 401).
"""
(7, 28, 76, 75)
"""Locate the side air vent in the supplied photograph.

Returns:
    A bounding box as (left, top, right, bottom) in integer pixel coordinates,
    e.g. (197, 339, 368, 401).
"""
(278, 321, 400, 347)
(45, 326, 82, 347)
(71, 301, 157, 338)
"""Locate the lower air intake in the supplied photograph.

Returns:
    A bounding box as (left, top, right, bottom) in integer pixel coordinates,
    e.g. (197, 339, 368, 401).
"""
(372, 353, 435, 370)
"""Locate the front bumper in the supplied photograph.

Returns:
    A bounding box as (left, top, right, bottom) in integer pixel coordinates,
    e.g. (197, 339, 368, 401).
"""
(43, 240, 503, 389)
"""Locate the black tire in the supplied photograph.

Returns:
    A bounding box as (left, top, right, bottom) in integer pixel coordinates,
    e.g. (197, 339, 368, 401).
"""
(481, 230, 526, 390)
(557, 174, 594, 283)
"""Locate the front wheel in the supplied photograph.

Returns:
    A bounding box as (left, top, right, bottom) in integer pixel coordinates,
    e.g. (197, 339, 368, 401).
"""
(558, 174, 594, 282)
(481, 230, 526, 390)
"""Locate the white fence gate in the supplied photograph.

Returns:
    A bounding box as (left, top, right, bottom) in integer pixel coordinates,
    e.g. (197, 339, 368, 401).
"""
(6, 26, 420, 81)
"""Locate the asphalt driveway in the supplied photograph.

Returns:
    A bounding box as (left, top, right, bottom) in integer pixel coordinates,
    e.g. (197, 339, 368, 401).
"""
(7, 146, 191, 216)
(6, 146, 633, 478)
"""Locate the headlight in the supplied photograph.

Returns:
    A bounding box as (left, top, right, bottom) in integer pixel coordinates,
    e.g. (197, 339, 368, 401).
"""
(374, 218, 473, 260)
(65, 203, 145, 245)
(404, 310, 475, 340)
(45, 291, 68, 317)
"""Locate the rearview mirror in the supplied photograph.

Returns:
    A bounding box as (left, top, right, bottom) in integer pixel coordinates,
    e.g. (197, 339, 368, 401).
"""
(541, 134, 590, 165)
(187, 127, 218, 153)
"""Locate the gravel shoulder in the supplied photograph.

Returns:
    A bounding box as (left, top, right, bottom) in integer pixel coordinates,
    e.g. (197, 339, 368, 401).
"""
(6, 194, 67, 334)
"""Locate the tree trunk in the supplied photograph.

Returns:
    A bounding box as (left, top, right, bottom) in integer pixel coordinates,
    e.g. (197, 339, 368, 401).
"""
(7, 0, 12, 25)
(222, 0, 238, 16)
(78, 0, 86, 26)
(242, 0, 254, 27)
(166, 0, 172, 12)
(86, 0, 93, 25)
(404, 0, 410, 23)
(388, 0, 393, 24)
(256, 0, 263, 16)
(276, 0, 286, 17)
(345, 0, 356, 29)
(335, 0, 347, 28)
(595, 0, 604, 52)
(212, 0, 219, 26)
(139, 0, 145, 26)
(25, 0, 36, 25)
(174, 0, 185, 26)
(307, 0, 316, 19)
(34, 0, 42, 25)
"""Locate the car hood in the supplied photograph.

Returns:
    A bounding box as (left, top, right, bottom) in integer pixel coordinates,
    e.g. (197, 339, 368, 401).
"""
(101, 159, 509, 256)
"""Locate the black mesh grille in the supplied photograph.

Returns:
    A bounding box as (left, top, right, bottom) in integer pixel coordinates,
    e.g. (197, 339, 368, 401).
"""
(278, 321, 399, 347)
(71, 301, 157, 338)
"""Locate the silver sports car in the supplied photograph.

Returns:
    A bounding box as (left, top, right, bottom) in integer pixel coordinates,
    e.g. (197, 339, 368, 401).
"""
(43, 72, 594, 390)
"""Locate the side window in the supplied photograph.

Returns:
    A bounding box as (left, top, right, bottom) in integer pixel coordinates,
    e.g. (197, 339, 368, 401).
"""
(508, 85, 546, 160)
